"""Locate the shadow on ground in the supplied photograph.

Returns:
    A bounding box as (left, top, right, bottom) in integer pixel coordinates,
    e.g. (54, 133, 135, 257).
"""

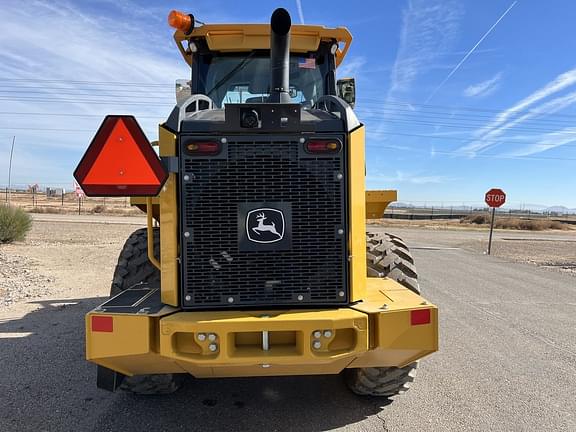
(0, 297, 389, 432)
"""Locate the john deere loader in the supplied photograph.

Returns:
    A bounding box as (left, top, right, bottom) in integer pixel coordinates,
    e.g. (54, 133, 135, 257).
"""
(74, 7, 438, 398)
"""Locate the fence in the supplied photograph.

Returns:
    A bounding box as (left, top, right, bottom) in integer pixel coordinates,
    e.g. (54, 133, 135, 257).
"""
(385, 205, 576, 224)
(3, 188, 139, 215)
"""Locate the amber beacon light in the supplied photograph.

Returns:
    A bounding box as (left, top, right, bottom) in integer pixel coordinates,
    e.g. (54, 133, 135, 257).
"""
(168, 10, 194, 33)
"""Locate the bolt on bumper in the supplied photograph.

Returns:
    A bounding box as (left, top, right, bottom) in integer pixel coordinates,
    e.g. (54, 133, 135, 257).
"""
(86, 278, 438, 378)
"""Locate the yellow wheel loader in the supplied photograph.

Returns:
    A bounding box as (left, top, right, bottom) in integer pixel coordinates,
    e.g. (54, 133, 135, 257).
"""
(74, 8, 438, 399)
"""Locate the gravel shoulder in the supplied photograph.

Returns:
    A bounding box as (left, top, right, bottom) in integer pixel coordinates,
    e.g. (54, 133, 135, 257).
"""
(0, 220, 141, 310)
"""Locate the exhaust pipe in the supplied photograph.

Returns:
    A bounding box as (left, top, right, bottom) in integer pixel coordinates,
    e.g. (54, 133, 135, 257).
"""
(269, 8, 291, 103)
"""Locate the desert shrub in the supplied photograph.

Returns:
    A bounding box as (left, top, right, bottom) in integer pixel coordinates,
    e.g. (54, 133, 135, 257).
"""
(460, 214, 569, 231)
(0, 205, 32, 243)
(92, 205, 106, 214)
(460, 214, 490, 224)
(549, 220, 569, 230)
(28, 206, 63, 214)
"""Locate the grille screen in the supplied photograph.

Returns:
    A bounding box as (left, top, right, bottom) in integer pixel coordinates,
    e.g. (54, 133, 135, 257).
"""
(180, 136, 347, 309)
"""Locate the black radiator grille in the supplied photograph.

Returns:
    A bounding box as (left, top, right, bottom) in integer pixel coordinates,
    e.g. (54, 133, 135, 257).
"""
(180, 136, 347, 309)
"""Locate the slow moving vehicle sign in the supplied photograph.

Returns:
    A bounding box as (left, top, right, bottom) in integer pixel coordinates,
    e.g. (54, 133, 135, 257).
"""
(74, 115, 167, 196)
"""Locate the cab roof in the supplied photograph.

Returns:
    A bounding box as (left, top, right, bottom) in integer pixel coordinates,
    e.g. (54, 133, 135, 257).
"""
(174, 24, 352, 68)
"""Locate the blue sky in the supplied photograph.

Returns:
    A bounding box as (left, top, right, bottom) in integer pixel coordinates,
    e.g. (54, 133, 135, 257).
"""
(0, 0, 575, 208)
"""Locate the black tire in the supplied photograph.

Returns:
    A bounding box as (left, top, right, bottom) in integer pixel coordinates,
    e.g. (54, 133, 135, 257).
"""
(111, 228, 160, 296)
(110, 228, 180, 395)
(345, 231, 419, 398)
(365, 232, 420, 294)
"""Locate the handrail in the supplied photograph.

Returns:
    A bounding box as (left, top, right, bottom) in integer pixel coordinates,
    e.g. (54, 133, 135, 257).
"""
(146, 197, 161, 271)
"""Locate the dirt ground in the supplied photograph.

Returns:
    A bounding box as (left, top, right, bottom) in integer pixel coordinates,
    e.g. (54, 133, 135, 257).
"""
(1, 216, 574, 310)
(0, 219, 140, 308)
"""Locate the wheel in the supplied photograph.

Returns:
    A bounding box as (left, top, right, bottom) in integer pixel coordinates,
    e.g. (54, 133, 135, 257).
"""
(365, 232, 419, 294)
(344, 232, 419, 398)
(110, 228, 180, 395)
(111, 227, 160, 296)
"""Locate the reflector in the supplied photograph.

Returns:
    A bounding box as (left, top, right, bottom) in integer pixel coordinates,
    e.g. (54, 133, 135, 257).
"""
(74, 116, 167, 196)
(91, 316, 113, 333)
(411, 309, 431, 326)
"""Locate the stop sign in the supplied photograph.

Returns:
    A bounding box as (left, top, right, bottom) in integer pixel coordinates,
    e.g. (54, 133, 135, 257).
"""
(485, 188, 506, 208)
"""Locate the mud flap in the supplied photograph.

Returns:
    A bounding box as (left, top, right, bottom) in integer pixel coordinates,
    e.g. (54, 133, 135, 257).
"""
(96, 365, 125, 392)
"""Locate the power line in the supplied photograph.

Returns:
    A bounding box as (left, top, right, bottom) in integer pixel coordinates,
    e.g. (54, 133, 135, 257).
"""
(376, 145, 576, 161)
(0, 86, 173, 94)
(0, 78, 173, 87)
(0, 124, 573, 153)
(1, 91, 573, 129)
(369, 131, 576, 148)
(357, 110, 576, 131)
(359, 98, 576, 120)
(358, 114, 576, 135)
(0, 96, 174, 106)
(0, 90, 172, 99)
(356, 105, 576, 127)
(0, 111, 161, 119)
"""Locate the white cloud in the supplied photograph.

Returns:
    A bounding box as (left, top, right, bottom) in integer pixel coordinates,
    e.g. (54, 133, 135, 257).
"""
(295, 0, 305, 24)
(457, 67, 576, 156)
(476, 68, 576, 137)
(506, 127, 576, 157)
(338, 56, 367, 78)
(367, 170, 451, 185)
(463, 72, 503, 97)
(388, 0, 463, 96)
(0, 0, 190, 186)
(461, 89, 576, 155)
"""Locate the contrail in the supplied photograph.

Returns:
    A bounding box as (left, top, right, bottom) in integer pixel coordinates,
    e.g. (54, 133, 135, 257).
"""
(425, 1, 518, 103)
(295, 0, 305, 24)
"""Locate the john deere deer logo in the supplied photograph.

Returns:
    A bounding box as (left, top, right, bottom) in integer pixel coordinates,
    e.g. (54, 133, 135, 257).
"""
(246, 208, 285, 244)
(253, 212, 281, 237)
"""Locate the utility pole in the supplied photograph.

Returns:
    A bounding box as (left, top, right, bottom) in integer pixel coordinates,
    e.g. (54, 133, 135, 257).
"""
(7, 136, 15, 206)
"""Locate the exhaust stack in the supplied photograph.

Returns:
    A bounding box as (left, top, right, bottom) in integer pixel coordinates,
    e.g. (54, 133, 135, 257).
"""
(269, 8, 292, 103)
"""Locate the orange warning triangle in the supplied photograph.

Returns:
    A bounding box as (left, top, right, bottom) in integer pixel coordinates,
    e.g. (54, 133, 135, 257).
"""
(74, 116, 167, 196)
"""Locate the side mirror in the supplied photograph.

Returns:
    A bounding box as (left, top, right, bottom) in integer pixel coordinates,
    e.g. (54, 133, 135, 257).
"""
(337, 78, 355, 108)
(176, 79, 192, 105)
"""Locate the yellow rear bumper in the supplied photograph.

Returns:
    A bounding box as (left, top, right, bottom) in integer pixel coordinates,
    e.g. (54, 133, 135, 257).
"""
(86, 278, 438, 378)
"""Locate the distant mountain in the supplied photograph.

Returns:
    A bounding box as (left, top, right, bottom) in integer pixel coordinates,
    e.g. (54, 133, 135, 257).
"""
(545, 206, 576, 215)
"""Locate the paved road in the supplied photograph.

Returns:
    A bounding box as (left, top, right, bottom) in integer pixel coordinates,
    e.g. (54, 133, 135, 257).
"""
(1, 227, 576, 431)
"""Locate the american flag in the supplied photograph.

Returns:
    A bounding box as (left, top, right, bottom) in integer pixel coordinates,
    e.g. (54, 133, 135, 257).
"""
(298, 57, 316, 69)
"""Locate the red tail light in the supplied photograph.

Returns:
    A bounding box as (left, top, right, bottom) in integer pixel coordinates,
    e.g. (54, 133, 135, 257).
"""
(186, 141, 221, 156)
(73, 115, 167, 196)
(411, 309, 431, 326)
(305, 140, 341, 154)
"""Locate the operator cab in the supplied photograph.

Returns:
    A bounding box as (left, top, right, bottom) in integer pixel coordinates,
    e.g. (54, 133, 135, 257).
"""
(192, 46, 334, 108)
(170, 16, 356, 112)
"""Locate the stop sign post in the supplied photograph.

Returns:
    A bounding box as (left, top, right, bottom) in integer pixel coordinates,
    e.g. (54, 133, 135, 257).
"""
(485, 188, 506, 255)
